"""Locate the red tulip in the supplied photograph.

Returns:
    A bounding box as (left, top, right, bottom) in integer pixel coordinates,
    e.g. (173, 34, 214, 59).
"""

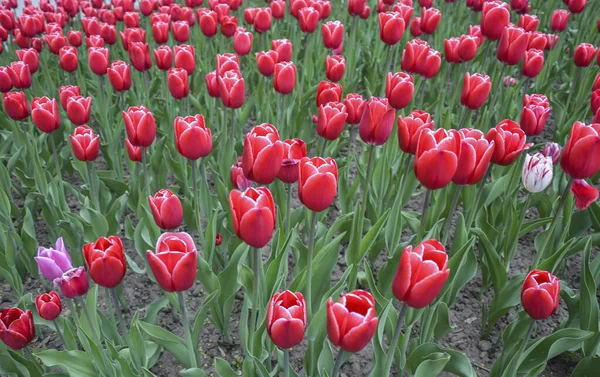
(216, 53, 240, 76)
(560, 122, 600, 179)
(327, 290, 378, 353)
(550, 10, 569, 32)
(231, 158, 253, 190)
(220, 15, 238, 38)
(254, 8, 272, 34)
(59, 85, 80, 111)
(70, 125, 99, 161)
(86, 35, 105, 48)
(83, 236, 126, 288)
(519, 14, 539, 32)
(66, 96, 91, 126)
(218, 70, 245, 108)
(496, 26, 528, 66)
(148, 189, 184, 230)
(343, 93, 367, 125)
(3, 91, 29, 121)
(278, 138, 307, 184)
(393, 3, 413, 23)
(205, 70, 220, 98)
(523, 93, 549, 108)
(129, 42, 152, 72)
(419, 48, 441, 78)
(244, 7, 257, 24)
(82, 17, 101, 37)
(401, 39, 430, 74)
(167, 68, 189, 100)
(379, 11, 405, 45)
(485, 120, 533, 166)
(452, 129, 495, 185)
(147, 232, 197, 292)
(125, 139, 142, 162)
(35, 292, 61, 321)
(270, 1, 285, 19)
(510, 0, 530, 13)
(9, 61, 31, 89)
(573, 43, 598, 67)
(54, 267, 89, 298)
(420, 7, 441, 35)
(299, 7, 319, 33)
(393, 240, 450, 308)
(444, 35, 480, 63)
(385, 72, 414, 110)
(316, 80, 343, 107)
(123, 11, 139, 28)
(68, 30, 82, 47)
(522, 49, 544, 78)
(298, 157, 338, 212)
(100, 24, 117, 45)
(16, 48, 38, 74)
(256, 50, 279, 77)
(564, 0, 586, 13)
(123, 106, 156, 148)
(140, 0, 156, 16)
(229, 187, 276, 248)
(31, 97, 60, 133)
(468, 24, 484, 46)
(120, 27, 146, 51)
(274, 62, 297, 95)
(88, 47, 109, 75)
(444, 38, 461, 63)
(0, 308, 35, 350)
(0, 67, 13, 93)
(359, 97, 395, 145)
(107, 60, 131, 92)
(414, 128, 462, 190)
(480, 0, 510, 41)
(266, 291, 307, 349)
(348, 0, 367, 17)
(398, 110, 435, 155)
(198, 9, 218, 37)
(174, 114, 212, 160)
(520, 100, 551, 137)
(233, 29, 253, 56)
(59, 46, 78, 73)
(154, 45, 173, 71)
(325, 55, 345, 83)
(592, 90, 600, 116)
(317, 102, 348, 141)
(172, 20, 190, 43)
(242, 124, 284, 185)
(460, 73, 491, 110)
(272, 39, 292, 62)
(521, 270, 560, 320)
(152, 21, 169, 44)
(410, 17, 422, 37)
(571, 179, 599, 210)
(322, 20, 344, 50)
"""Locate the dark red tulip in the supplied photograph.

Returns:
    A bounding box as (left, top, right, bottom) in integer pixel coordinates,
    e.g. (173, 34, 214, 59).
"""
(379, 11, 405, 45)
(521, 270, 560, 320)
(266, 291, 307, 349)
(420, 7, 441, 35)
(54, 267, 89, 298)
(83, 236, 126, 288)
(123, 106, 156, 148)
(154, 45, 173, 71)
(205, 70, 220, 98)
(452, 129, 495, 185)
(272, 39, 292, 62)
(107, 60, 131, 92)
(564, 0, 586, 13)
(410, 17, 422, 37)
(0, 308, 35, 350)
(299, 7, 319, 33)
(419, 0, 433, 7)
(9, 61, 31, 89)
(0, 67, 13, 93)
(59, 46, 78, 73)
(218, 70, 245, 108)
(460, 73, 491, 110)
(522, 49, 544, 78)
(174, 114, 212, 160)
(216, 53, 240, 76)
(172, 20, 190, 43)
(126, 139, 142, 162)
(229, 187, 276, 248)
(128, 42, 152, 72)
(167, 68, 189, 100)
(18, 14, 40, 38)
(152, 21, 169, 44)
(520, 100, 551, 137)
(274, 62, 297, 95)
(85, 35, 104, 49)
(147, 232, 197, 292)
(270, 1, 285, 19)
(173, 44, 195, 75)
(571, 179, 599, 210)
(393, 240, 450, 308)
(254, 8, 272, 34)
(16, 48, 38, 74)
(510, 0, 530, 14)
(220, 15, 238, 38)
(31, 97, 60, 134)
(359, 97, 395, 145)
(519, 14, 539, 32)
(386, 72, 414, 110)
(233, 29, 253, 56)
(88, 47, 109, 75)
(148, 189, 184, 230)
(480, 0, 510, 41)
(81, 16, 101, 37)
(140, 0, 156, 16)
(348, 0, 367, 17)
(560, 122, 600, 179)
(327, 290, 378, 353)
(496, 26, 528, 66)
(343, 93, 367, 125)
(231, 157, 253, 190)
(322, 20, 344, 50)
(485, 120, 533, 166)
(317, 102, 348, 141)
(414, 128, 462, 190)
(526, 31, 547, 51)
(299, 157, 338, 212)
(70, 125, 99, 161)
(66, 96, 91, 126)
(256, 50, 279, 77)
(124, 12, 140, 28)
(325, 55, 345, 83)
(398, 110, 435, 155)
(242, 124, 284, 185)
(100, 24, 116, 45)
(59, 86, 80, 111)
(198, 9, 218, 37)
(3, 91, 29, 121)
(550, 10, 569, 33)
(278, 138, 307, 184)
(316, 80, 343, 107)
(393, 3, 413, 24)
(35, 292, 61, 321)
(401, 39, 430, 74)
(574, 43, 597, 67)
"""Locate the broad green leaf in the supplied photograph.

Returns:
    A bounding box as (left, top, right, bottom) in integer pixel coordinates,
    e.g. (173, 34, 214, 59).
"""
(35, 350, 98, 377)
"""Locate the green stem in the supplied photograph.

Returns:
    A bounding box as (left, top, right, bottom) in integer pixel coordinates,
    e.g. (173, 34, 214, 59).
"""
(76, 297, 99, 340)
(250, 247, 261, 352)
(441, 186, 462, 246)
(286, 184, 292, 234)
(466, 167, 491, 228)
(86, 161, 100, 210)
(24, 347, 44, 374)
(506, 193, 532, 270)
(192, 160, 204, 250)
(417, 189, 432, 242)
(331, 348, 346, 377)
(53, 319, 66, 349)
(111, 288, 126, 337)
(49, 134, 61, 179)
(142, 147, 150, 197)
(230, 109, 236, 153)
(177, 291, 198, 368)
(382, 303, 409, 376)
(283, 348, 291, 377)
(306, 211, 318, 319)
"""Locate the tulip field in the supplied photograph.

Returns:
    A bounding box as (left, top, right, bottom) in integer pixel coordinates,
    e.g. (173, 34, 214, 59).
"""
(2, 0, 600, 376)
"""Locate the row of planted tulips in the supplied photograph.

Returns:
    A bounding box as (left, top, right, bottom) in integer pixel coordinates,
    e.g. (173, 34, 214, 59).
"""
(1, 0, 600, 376)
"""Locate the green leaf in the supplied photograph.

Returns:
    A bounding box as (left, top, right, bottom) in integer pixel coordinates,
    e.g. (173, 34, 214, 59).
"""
(35, 350, 98, 377)
(214, 358, 239, 377)
(192, 290, 219, 351)
(571, 356, 600, 377)
(472, 228, 507, 292)
(138, 321, 190, 368)
(406, 343, 476, 377)
(579, 238, 599, 356)
(180, 368, 207, 377)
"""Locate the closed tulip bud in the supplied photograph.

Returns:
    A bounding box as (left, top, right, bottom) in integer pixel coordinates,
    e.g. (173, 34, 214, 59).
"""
(550, 10, 569, 32)
(35, 238, 72, 281)
(503, 76, 516, 87)
(574, 43, 598, 67)
(266, 291, 306, 349)
(0, 308, 35, 350)
(420, 48, 441, 78)
(107, 60, 131, 92)
(564, 0, 586, 13)
(82, 17, 101, 37)
(256, 50, 278, 77)
(221, 15, 238, 38)
(83, 236, 126, 288)
(522, 48, 544, 78)
(0, 67, 13, 93)
(520, 102, 551, 137)
(519, 14, 538, 32)
(68, 30, 82, 47)
(541, 142, 561, 165)
(129, 42, 152, 72)
(270, 1, 285, 19)
(401, 39, 429, 74)
(457, 34, 479, 62)
(348, 0, 367, 16)
(54, 267, 90, 298)
(3, 91, 29, 121)
(521, 270, 560, 320)
(461, 72, 491, 110)
(59, 46, 78, 73)
(35, 292, 62, 321)
(167, 68, 189, 100)
(398, 110, 434, 155)
(244, 7, 257, 24)
(299, 157, 338, 212)
(480, 1, 510, 41)
(322, 20, 344, 49)
(410, 17, 422, 37)
(414, 128, 462, 189)
(571, 179, 598, 210)
(100, 24, 117, 45)
(231, 158, 253, 190)
(171, 20, 189, 43)
(229, 187, 276, 247)
(444, 38, 461, 63)
(125, 139, 142, 162)
(343, 93, 367, 125)
(205, 70, 220, 98)
(152, 21, 169, 43)
(124, 11, 140, 28)
(497, 26, 528, 66)
(88, 47, 109, 75)
(272, 39, 292, 62)
(9, 61, 31, 89)
(385, 72, 414, 109)
(148, 189, 184, 230)
(216, 53, 240, 76)
(198, 9, 218, 37)
(147, 232, 197, 292)
(591, 90, 600, 116)
(560, 122, 600, 179)
(393, 240, 450, 308)
(420, 7, 441, 35)
(154, 45, 173, 70)
(453, 129, 495, 186)
(59, 85, 80, 111)
(327, 290, 378, 353)
(140, 0, 156, 16)
(123, 106, 156, 147)
(486, 120, 532, 166)
(525, 31, 546, 51)
(174, 114, 212, 160)
(273, 61, 297, 95)
(233, 29, 253, 55)
(86, 35, 105, 48)
(317, 102, 348, 141)
(66, 96, 91, 125)
(316, 80, 343, 107)
(299, 7, 319, 33)
(242, 124, 284, 184)
(70, 125, 99, 161)
(218, 70, 245, 108)
(16, 48, 38, 74)
(31, 97, 60, 134)
(120, 28, 146, 51)
(359, 97, 395, 145)
(521, 153, 553, 193)
(325, 55, 345, 82)
(278, 138, 307, 184)
(379, 11, 405, 45)
(254, 8, 272, 33)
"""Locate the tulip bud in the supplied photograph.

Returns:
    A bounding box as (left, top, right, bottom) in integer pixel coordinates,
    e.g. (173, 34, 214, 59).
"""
(31, 97, 60, 133)
(242, 124, 284, 185)
(573, 43, 597, 67)
(0, 67, 13, 93)
(147, 232, 197, 292)
(497, 26, 528, 66)
(398, 110, 434, 155)
(317, 102, 348, 141)
(86, 35, 105, 49)
(218, 70, 245, 108)
(542, 142, 561, 165)
(174, 114, 212, 160)
(571, 179, 599, 210)
(152, 21, 169, 44)
(461, 73, 491, 110)
(486, 120, 533, 166)
(316, 80, 343, 107)
(327, 290, 378, 353)
(359, 97, 395, 145)
(83, 236, 127, 288)
(205, 70, 220, 98)
(154, 45, 173, 71)
(167, 68, 189, 100)
(233, 29, 253, 56)
(35, 292, 62, 321)
(267, 291, 307, 349)
(66, 96, 92, 126)
(270, 1, 285, 19)
(564, 0, 586, 14)
(35, 237, 73, 281)
(125, 139, 142, 162)
(379, 11, 405, 45)
(54, 267, 90, 298)
(550, 10, 569, 32)
(521, 270, 560, 320)
(322, 20, 344, 50)
(220, 15, 238, 38)
(401, 39, 429, 74)
(298, 157, 338, 212)
(254, 8, 272, 33)
(123, 106, 156, 148)
(278, 138, 307, 184)
(16, 48, 38, 74)
(560, 122, 600, 179)
(68, 30, 82, 47)
(420, 7, 441, 35)
(59, 46, 79, 73)
(272, 39, 292, 62)
(299, 7, 319, 33)
(216, 53, 240, 76)
(148, 189, 184, 230)
(70, 125, 99, 161)
(59, 85, 80, 111)
(231, 158, 252, 190)
(256, 50, 279, 77)
(0, 308, 35, 350)
(3, 91, 29, 121)
(452, 129, 496, 185)
(480, 0, 510, 41)
(522, 49, 544, 78)
(325, 55, 345, 83)
(410, 17, 422, 37)
(107, 60, 132, 92)
(173, 44, 195, 75)
(343, 93, 367, 125)
(171, 20, 189, 43)
(9, 61, 31, 89)
(386, 72, 414, 110)
(520, 100, 551, 137)
(415, 129, 462, 189)
(273, 61, 297, 95)
(229, 187, 276, 248)
(519, 14, 539, 32)
(522, 153, 553, 193)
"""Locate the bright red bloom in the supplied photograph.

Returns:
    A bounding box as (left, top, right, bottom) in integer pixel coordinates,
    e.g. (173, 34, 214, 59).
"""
(174, 114, 212, 160)
(59, 46, 78, 73)
(242, 124, 284, 185)
(270, 1, 285, 19)
(348, 0, 367, 17)
(272, 39, 292, 62)
(379, 11, 405, 45)
(480, 0, 510, 41)
(154, 45, 173, 71)
(254, 8, 272, 33)
(560, 122, 600, 179)
(83, 236, 126, 288)
(386, 72, 414, 110)
(120, 27, 146, 51)
(218, 70, 245, 108)
(125, 139, 142, 162)
(59, 86, 80, 111)
(123, 106, 156, 147)
(229, 187, 276, 248)
(359, 97, 395, 145)
(68, 30, 82, 47)
(564, 0, 586, 13)
(147, 232, 197, 292)
(107, 60, 131, 92)
(220, 15, 238, 38)
(3, 91, 29, 121)
(152, 21, 169, 44)
(522, 49, 544, 78)
(274, 62, 297, 95)
(70, 125, 99, 161)
(54, 267, 90, 298)
(233, 29, 253, 56)
(322, 20, 344, 50)
(343, 93, 367, 125)
(66, 96, 91, 126)
(316, 81, 343, 107)
(299, 7, 319, 33)
(216, 53, 240, 76)
(461, 72, 491, 110)
(496, 26, 528, 66)
(414, 128, 461, 190)
(278, 138, 307, 184)
(317, 102, 348, 141)
(410, 17, 422, 37)
(521, 270, 560, 320)
(256, 50, 279, 77)
(299, 157, 338, 212)
(519, 14, 539, 32)
(266, 291, 307, 349)
(327, 290, 378, 353)
(198, 9, 218, 37)
(0, 67, 13, 93)
(393, 240, 450, 308)
(167, 68, 189, 100)
(452, 129, 495, 185)
(35, 292, 61, 321)
(31, 96, 60, 133)
(88, 47, 109, 75)
(86, 35, 105, 49)
(148, 189, 184, 230)
(571, 179, 599, 210)
(420, 7, 441, 35)
(0, 308, 35, 350)
(9, 61, 31, 89)
(520, 100, 551, 137)
(398, 110, 434, 155)
(16, 48, 38, 74)
(573, 43, 597, 67)
(550, 10, 569, 32)
(401, 39, 430, 74)
(485, 120, 533, 166)
(205, 70, 220, 98)
(129, 42, 152, 72)
(325, 55, 345, 83)
(172, 20, 190, 43)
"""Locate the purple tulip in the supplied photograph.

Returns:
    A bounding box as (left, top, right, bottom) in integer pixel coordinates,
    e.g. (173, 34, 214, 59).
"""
(34, 237, 73, 281)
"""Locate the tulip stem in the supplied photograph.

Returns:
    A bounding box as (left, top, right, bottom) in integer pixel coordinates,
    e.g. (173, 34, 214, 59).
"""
(76, 297, 100, 340)
(177, 291, 198, 368)
(53, 319, 66, 349)
(286, 184, 292, 234)
(86, 161, 100, 210)
(306, 211, 318, 319)
(466, 167, 491, 229)
(283, 348, 291, 377)
(250, 247, 261, 352)
(417, 189, 432, 242)
(331, 348, 347, 377)
(532, 178, 574, 268)
(441, 186, 462, 246)
(382, 303, 409, 377)
(192, 160, 204, 250)
(230, 109, 236, 152)
(506, 193, 532, 271)
(142, 147, 150, 196)
(511, 320, 535, 374)
(24, 347, 44, 374)
(110, 288, 126, 337)
(49, 134, 62, 180)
